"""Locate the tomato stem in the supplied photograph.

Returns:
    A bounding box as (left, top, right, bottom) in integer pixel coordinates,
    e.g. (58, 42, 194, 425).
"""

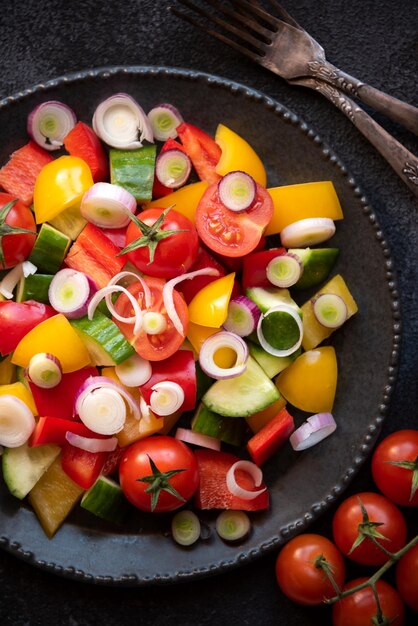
(314, 554, 342, 596)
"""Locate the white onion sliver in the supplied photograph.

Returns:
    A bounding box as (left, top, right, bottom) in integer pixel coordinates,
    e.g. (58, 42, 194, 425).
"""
(226, 460, 266, 500)
(0, 263, 24, 299)
(175, 428, 221, 451)
(257, 304, 303, 358)
(65, 431, 118, 453)
(150, 381, 185, 416)
(139, 396, 151, 421)
(0, 395, 35, 448)
(27, 101, 77, 150)
(22, 261, 37, 278)
(199, 331, 248, 380)
(115, 353, 152, 387)
(163, 267, 220, 336)
(75, 375, 141, 422)
(87, 284, 143, 335)
(93, 93, 153, 149)
(290, 413, 337, 451)
(77, 387, 126, 435)
(108, 271, 152, 309)
(280, 218, 336, 248)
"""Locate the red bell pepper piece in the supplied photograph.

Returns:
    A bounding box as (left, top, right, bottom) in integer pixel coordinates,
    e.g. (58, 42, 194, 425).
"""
(65, 223, 125, 288)
(194, 449, 269, 511)
(0, 140, 53, 206)
(152, 137, 186, 199)
(64, 122, 109, 183)
(241, 247, 286, 292)
(61, 444, 107, 490)
(139, 349, 196, 412)
(30, 416, 103, 448)
(29, 366, 98, 420)
(214, 236, 267, 273)
(180, 246, 226, 304)
(176, 122, 221, 185)
(0, 300, 55, 356)
(246, 407, 295, 466)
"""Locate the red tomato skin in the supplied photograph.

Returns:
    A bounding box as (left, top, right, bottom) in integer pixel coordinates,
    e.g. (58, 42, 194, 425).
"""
(195, 182, 273, 258)
(0, 300, 55, 356)
(396, 543, 418, 612)
(0, 192, 36, 269)
(372, 430, 418, 507)
(275, 534, 346, 606)
(332, 578, 405, 626)
(124, 207, 199, 279)
(332, 492, 407, 565)
(119, 436, 199, 512)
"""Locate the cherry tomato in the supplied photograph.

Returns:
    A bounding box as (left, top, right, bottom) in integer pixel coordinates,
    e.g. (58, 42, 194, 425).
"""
(332, 578, 405, 626)
(0, 300, 55, 356)
(275, 533, 346, 606)
(124, 207, 199, 279)
(195, 181, 273, 258)
(396, 543, 418, 612)
(119, 436, 199, 512)
(371, 429, 418, 507)
(0, 192, 36, 269)
(332, 492, 407, 565)
(113, 276, 188, 361)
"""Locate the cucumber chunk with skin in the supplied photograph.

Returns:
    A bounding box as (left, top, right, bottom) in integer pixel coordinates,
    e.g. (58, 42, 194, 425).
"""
(28, 223, 71, 273)
(110, 145, 157, 202)
(192, 403, 247, 446)
(70, 311, 135, 366)
(202, 355, 280, 417)
(81, 476, 130, 525)
(17, 274, 53, 303)
(246, 286, 300, 314)
(288, 248, 339, 291)
(49, 206, 88, 240)
(248, 341, 301, 378)
(2, 442, 60, 500)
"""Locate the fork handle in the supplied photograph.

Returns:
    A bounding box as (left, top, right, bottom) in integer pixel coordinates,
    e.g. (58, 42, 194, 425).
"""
(307, 61, 418, 136)
(309, 80, 418, 198)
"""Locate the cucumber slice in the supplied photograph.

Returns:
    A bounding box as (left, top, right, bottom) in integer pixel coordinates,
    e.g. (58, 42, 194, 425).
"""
(288, 248, 339, 291)
(70, 311, 135, 366)
(191, 403, 246, 446)
(16, 274, 53, 303)
(202, 355, 280, 417)
(246, 286, 300, 314)
(81, 476, 130, 525)
(28, 223, 71, 273)
(248, 341, 301, 378)
(2, 442, 60, 499)
(49, 206, 88, 240)
(110, 145, 157, 202)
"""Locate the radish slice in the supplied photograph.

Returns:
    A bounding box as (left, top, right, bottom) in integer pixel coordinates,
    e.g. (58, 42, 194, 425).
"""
(218, 171, 256, 212)
(216, 510, 251, 541)
(290, 413, 337, 451)
(87, 284, 143, 335)
(199, 331, 248, 379)
(150, 381, 185, 416)
(147, 103, 183, 141)
(266, 253, 303, 288)
(312, 293, 348, 328)
(0, 395, 35, 448)
(280, 218, 336, 247)
(27, 100, 76, 150)
(65, 431, 118, 453)
(257, 304, 303, 357)
(49, 268, 97, 319)
(226, 460, 266, 500)
(27, 353, 62, 389)
(155, 149, 192, 189)
(93, 93, 153, 149)
(175, 428, 221, 451)
(142, 311, 167, 335)
(0, 261, 36, 299)
(80, 183, 137, 229)
(115, 354, 152, 387)
(223, 295, 261, 337)
(163, 267, 220, 336)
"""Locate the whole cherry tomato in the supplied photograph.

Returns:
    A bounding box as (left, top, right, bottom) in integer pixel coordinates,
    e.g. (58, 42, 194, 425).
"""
(0, 192, 36, 269)
(396, 542, 418, 612)
(371, 429, 418, 507)
(275, 533, 346, 606)
(332, 578, 405, 626)
(332, 492, 407, 565)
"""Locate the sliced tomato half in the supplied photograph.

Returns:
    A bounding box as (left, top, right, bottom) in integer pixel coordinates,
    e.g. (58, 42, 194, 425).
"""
(195, 182, 273, 257)
(113, 276, 189, 361)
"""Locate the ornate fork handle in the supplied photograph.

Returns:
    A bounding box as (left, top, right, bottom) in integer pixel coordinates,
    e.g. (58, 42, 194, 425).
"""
(297, 78, 418, 198)
(307, 61, 418, 136)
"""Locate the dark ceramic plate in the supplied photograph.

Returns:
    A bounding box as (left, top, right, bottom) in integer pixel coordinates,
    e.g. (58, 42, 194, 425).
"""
(0, 66, 400, 586)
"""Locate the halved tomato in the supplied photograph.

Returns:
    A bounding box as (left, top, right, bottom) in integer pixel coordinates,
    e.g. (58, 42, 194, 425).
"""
(195, 181, 273, 257)
(113, 276, 188, 361)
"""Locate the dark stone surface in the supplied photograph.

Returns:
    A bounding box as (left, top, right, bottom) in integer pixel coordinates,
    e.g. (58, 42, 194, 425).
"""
(0, 0, 417, 624)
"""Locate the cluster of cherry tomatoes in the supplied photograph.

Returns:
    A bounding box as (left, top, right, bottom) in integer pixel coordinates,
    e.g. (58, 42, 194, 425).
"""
(275, 429, 418, 625)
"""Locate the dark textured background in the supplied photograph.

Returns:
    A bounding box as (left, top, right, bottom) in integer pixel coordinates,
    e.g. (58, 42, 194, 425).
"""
(0, 0, 417, 624)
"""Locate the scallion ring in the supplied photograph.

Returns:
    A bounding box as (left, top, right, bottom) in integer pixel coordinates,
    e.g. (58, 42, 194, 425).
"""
(198, 331, 248, 380)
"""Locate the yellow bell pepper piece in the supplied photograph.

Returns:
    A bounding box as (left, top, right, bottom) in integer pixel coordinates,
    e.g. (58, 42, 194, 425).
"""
(265, 181, 344, 235)
(11, 314, 91, 373)
(145, 181, 209, 223)
(0, 381, 37, 415)
(246, 397, 287, 434)
(34, 156, 94, 224)
(301, 274, 358, 351)
(188, 273, 235, 328)
(0, 355, 16, 385)
(215, 124, 267, 187)
(186, 321, 236, 368)
(276, 346, 337, 413)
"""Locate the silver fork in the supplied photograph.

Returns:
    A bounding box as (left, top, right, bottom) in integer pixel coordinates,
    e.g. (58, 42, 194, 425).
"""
(171, 0, 418, 198)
